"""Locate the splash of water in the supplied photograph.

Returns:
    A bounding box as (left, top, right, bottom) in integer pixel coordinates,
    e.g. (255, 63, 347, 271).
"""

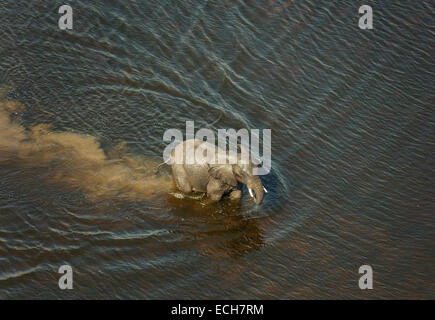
(0, 88, 173, 200)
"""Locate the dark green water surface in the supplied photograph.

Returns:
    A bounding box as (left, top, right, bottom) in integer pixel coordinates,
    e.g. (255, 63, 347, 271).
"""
(0, 0, 433, 298)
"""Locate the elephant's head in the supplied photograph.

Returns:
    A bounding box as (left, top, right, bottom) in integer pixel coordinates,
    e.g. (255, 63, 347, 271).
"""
(208, 160, 266, 205)
(233, 162, 265, 205)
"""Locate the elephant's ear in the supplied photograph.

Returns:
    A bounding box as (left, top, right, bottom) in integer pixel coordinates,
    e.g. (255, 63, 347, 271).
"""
(208, 165, 237, 186)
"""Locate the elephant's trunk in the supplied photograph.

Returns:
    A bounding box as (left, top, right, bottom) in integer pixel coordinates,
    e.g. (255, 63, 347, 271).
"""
(247, 176, 264, 205)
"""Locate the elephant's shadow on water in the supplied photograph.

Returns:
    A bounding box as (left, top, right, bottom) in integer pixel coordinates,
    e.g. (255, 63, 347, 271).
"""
(159, 163, 285, 258)
(166, 194, 265, 259)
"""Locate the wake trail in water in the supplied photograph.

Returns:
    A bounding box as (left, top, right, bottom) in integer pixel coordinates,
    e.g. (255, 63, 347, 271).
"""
(0, 87, 173, 200)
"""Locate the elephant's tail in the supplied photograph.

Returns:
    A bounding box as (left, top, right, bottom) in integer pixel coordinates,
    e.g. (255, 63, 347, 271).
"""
(154, 160, 170, 174)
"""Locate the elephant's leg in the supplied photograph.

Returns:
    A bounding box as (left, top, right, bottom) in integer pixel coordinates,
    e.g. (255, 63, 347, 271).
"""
(171, 164, 192, 193)
(206, 178, 225, 201)
(229, 189, 242, 201)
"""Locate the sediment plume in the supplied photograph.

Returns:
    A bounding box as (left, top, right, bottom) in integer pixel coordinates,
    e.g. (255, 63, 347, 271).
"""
(0, 88, 173, 200)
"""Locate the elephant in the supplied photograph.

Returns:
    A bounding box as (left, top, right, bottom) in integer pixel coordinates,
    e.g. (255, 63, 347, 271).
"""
(169, 139, 267, 204)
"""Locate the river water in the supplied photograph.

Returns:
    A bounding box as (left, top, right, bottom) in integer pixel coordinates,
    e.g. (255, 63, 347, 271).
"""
(0, 0, 434, 299)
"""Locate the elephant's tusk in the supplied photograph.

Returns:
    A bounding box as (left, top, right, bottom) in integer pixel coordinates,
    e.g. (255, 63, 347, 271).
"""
(248, 188, 254, 198)
(263, 187, 268, 193)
